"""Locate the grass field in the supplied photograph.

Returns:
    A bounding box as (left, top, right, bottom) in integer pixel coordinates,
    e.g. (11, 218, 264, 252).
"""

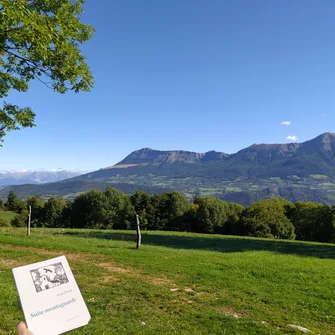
(0, 229, 334, 334)
(0, 211, 16, 223)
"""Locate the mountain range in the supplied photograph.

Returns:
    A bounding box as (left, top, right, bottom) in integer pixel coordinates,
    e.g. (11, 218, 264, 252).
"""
(1, 133, 335, 205)
(0, 170, 86, 186)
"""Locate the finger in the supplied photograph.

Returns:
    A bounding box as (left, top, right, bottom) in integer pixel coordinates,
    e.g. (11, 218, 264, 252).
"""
(17, 322, 27, 330)
(17, 322, 28, 334)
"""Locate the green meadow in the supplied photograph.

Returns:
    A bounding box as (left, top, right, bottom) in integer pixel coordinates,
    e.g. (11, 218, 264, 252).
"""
(0, 229, 334, 334)
(0, 211, 16, 224)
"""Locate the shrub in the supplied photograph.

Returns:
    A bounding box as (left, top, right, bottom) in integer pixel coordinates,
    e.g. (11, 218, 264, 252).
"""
(11, 210, 28, 227)
(0, 218, 10, 227)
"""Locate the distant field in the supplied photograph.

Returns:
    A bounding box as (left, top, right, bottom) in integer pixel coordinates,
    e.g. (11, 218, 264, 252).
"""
(0, 229, 334, 334)
(0, 211, 16, 223)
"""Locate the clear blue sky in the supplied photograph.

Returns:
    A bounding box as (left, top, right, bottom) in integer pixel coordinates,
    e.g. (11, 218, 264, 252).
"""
(2, 0, 335, 170)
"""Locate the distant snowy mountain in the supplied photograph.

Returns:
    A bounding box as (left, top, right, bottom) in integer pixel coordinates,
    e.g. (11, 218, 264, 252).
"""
(0, 170, 87, 186)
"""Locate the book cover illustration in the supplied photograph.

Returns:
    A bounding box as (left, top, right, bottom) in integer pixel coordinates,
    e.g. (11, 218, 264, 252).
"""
(30, 262, 69, 293)
(13, 255, 91, 335)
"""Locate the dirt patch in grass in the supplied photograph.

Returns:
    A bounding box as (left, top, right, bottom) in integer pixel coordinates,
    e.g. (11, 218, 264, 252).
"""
(0, 243, 178, 289)
(216, 306, 245, 318)
(0, 243, 58, 256)
(196, 291, 214, 296)
(0, 259, 24, 268)
(0, 243, 200, 304)
(0, 243, 105, 264)
(97, 263, 131, 274)
(96, 261, 177, 289)
(151, 277, 172, 286)
(101, 275, 120, 283)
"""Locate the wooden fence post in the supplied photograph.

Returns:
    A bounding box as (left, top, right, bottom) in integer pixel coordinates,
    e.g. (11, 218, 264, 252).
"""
(27, 206, 31, 236)
(136, 214, 141, 249)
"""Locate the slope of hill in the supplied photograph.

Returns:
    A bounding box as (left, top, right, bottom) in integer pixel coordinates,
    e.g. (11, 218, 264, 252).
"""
(2, 133, 335, 205)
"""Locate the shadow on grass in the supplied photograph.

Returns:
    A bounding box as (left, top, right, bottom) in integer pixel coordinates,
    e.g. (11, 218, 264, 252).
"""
(56, 231, 335, 260)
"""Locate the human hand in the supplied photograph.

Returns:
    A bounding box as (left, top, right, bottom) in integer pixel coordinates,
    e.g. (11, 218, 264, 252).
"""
(17, 322, 33, 335)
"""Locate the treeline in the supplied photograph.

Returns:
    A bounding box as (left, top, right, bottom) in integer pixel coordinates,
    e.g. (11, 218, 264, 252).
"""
(1, 189, 335, 243)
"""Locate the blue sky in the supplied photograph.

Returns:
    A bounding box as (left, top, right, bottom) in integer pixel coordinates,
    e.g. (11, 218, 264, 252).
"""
(2, 0, 335, 170)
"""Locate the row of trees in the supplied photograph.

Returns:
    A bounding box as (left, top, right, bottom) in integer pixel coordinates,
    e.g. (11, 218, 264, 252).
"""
(1, 189, 335, 243)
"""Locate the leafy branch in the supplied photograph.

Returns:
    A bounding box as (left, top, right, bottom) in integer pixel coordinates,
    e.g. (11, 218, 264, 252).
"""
(0, 0, 94, 143)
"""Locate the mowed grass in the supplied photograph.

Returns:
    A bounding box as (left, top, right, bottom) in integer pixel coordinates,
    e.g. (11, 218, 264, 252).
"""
(0, 229, 334, 334)
(0, 211, 16, 223)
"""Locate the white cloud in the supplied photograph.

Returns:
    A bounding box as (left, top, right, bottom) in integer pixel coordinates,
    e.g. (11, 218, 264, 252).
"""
(286, 135, 298, 141)
(281, 121, 291, 126)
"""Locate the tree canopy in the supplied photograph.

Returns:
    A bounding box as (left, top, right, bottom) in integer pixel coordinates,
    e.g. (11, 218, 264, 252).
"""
(239, 199, 296, 239)
(3, 188, 335, 244)
(288, 202, 335, 243)
(0, 0, 94, 143)
(6, 190, 20, 212)
(193, 197, 227, 233)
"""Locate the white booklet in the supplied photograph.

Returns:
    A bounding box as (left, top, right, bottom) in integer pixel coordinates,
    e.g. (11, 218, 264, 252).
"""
(12, 255, 91, 335)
